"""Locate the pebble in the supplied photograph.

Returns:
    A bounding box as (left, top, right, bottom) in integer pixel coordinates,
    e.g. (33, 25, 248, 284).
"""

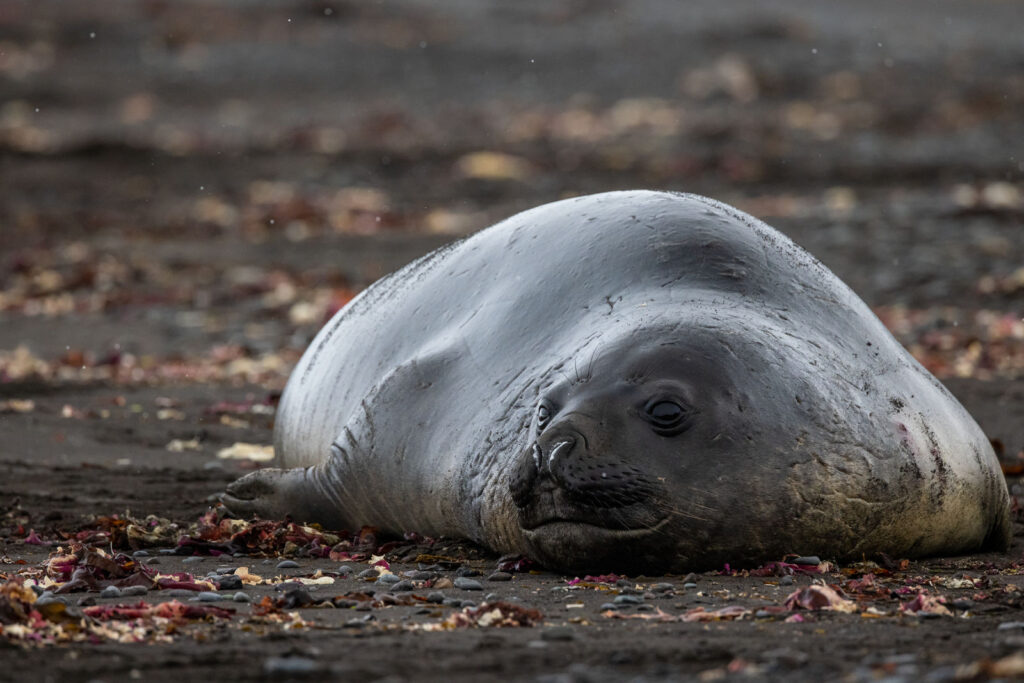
(442, 598, 463, 607)
(232, 592, 251, 603)
(35, 596, 65, 608)
(682, 572, 698, 584)
(683, 582, 698, 590)
(145, 557, 161, 565)
(649, 583, 674, 593)
(460, 600, 477, 608)
(121, 585, 148, 596)
(613, 594, 643, 605)
(77, 596, 97, 607)
(485, 593, 499, 602)
(454, 577, 483, 591)
(158, 549, 178, 555)
(390, 580, 415, 592)
(263, 657, 318, 675)
(100, 586, 122, 599)
(950, 599, 973, 610)
(182, 556, 203, 565)
(276, 560, 300, 569)
(997, 622, 1024, 631)
(599, 603, 618, 611)
(541, 626, 575, 642)
(377, 573, 401, 584)
(132, 550, 150, 558)
(792, 556, 820, 566)
(455, 567, 482, 577)
(615, 579, 632, 588)
(487, 571, 513, 582)
(404, 570, 435, 581)
(426, 592, 445, 604)
(337, 565, 353, 576)
(357, 568, 379, 579)
(780, 576, 794, 586)
(635, 604, 655, 612)
(214, 567, 236, 575)
(165, 589, 194, 599)
(216, 575, 243, 591)
(195, 591, 224, 602)
(433, 577, 454, 589)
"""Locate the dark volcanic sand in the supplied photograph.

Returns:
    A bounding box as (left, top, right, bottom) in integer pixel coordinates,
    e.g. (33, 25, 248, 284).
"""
(2, 1, 1024, 680)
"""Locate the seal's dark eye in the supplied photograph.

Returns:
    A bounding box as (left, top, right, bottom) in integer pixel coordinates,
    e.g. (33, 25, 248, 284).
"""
(537, 403, 552, 433)
(644, 399, 690, 435)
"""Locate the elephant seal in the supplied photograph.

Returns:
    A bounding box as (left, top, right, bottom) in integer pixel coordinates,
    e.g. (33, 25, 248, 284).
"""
(222, 190, 1011, 573)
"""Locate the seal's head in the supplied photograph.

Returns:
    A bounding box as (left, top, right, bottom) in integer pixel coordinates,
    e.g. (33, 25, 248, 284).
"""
(507, 316, 1010, 574)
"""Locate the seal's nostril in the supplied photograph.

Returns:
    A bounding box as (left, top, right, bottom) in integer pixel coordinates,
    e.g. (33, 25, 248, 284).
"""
(532, 443, 542, 470)
(547, 439, 575, 469)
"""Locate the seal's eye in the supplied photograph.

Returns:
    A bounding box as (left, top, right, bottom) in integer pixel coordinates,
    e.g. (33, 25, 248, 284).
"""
(537, 403, 552, 433)
(644, 399, 690, 435)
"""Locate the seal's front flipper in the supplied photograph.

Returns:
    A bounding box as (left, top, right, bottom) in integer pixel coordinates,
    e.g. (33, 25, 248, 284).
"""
(220, 467, 348, 528)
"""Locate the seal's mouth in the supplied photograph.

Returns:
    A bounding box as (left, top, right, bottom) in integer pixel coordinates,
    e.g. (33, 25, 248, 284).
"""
(517, 485, 668, 537)
(521, 516, 671, 538)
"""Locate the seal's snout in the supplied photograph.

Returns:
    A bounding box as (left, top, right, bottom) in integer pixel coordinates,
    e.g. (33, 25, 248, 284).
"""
(509, 431, 579, 507)
(509, 423, 658, 519)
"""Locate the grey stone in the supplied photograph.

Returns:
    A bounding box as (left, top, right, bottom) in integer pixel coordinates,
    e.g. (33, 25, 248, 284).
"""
(216, 574, 243, 591)
(404, 570, 435, 581)
(613, 594, 643, 605)
(99, 586, 121, 598)
(194, 591, 224, 602)
(997, 621, 1024, 630)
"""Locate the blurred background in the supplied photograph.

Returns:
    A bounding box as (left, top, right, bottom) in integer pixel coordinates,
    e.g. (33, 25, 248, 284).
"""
(1, 0, 1023, 465)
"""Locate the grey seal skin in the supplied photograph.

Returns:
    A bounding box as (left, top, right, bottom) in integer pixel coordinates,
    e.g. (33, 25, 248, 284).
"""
(221, 190, 1011, 573)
